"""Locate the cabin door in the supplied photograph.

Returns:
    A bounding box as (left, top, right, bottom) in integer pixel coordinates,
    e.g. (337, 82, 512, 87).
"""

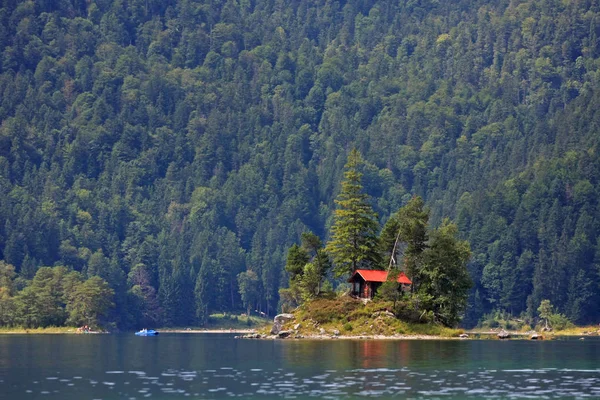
(363, 282, 370, 298)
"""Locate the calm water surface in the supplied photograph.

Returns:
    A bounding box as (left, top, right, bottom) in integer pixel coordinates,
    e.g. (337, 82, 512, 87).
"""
(1, 333, 599, 399)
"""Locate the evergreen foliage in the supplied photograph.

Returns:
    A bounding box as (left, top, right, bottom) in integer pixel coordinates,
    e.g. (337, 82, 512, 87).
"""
(326, 149, 381, 277)
(280, 231, 331, 308)
(0, 0, 599, 327)
(0, 263, 113, 329)
(420, 219, 472, 326)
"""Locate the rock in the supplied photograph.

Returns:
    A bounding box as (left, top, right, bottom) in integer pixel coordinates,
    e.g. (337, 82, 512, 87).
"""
(319, 328, 326, 335)
(270, 322, 283, 335)
(371, 311, 396, 319)
(497, 330, 511, 339)
(530, 332, 542, 340)
(270, 314, 295, 335)
(541, 326, 553, 332)
(238, 333, 261, 339)
(274, 313, 295, 324)
(333, 330, 340, 336)
(293, 323, 301, 330)
(459, 333, 469, 339)
(278, 330, 291, 338)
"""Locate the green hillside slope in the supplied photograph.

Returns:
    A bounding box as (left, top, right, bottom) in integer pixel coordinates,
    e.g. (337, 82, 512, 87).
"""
(0, 0, 599, 328)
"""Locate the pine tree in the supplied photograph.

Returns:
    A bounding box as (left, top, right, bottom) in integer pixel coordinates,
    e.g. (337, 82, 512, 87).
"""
(420, 219, 472, 327)
(326, 149, 381, 277)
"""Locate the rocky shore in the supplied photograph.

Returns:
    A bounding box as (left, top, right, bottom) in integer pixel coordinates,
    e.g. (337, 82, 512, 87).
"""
(235, 312, 455, 340)
(235, 312, 561, 341)
(237, 331, 454, 340)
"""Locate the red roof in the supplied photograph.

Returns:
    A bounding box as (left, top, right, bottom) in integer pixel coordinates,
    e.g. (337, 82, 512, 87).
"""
(349, 269, 412, 285)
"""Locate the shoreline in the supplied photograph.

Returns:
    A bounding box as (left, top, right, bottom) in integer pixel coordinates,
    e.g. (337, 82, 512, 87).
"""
(158, 328, 257, 334)
(240, 331, 596, 340)
(0, 327, 100, 335)
(279, 334, 458, 340)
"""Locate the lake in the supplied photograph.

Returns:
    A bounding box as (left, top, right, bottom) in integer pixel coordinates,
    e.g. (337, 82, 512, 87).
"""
(0, 334, 599, 399)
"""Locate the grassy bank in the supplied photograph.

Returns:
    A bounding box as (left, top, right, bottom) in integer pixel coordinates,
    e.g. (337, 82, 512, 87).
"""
(263, 297, 463, 338)
(159, 313, 271, 332)
(0, 326, 82, 334)
(550, 326, 600, 336)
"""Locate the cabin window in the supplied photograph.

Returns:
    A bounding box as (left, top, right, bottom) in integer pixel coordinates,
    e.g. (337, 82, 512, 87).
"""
(354, 281, 360, 294)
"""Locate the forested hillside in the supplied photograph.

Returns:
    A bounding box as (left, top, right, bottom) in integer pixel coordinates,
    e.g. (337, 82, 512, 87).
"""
(1, 0, 599, 328)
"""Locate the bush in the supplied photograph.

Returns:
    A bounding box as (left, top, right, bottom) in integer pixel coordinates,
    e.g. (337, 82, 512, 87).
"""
(393, 298, 433, 323)
(479, 311, 531, 331)
(547, 313, 574, 330)
(300, 297, 362, 324)
(343, 322, 353, 331)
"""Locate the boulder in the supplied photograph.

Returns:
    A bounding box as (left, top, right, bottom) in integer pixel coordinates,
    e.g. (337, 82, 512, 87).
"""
(274, 313, 295, 324)
(278, 330, 291, 338)
(293, 323, 301, 330)
(497, 330, 511, 339)
(270, 322, 283, 335)
(459, 333, 469, 339)
(319, 328, 326, 335)
(333, 329, 340, 336)
(530, 332, 542, 340)
(238, 333, 261, 339)
(371, 311, 396, 319)
(270, 313, 295, 335)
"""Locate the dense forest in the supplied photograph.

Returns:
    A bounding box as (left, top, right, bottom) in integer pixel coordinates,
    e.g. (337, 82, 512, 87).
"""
(0, 0, 599, 329)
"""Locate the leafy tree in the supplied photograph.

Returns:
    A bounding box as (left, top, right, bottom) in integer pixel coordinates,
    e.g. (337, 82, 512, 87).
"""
(538, 299, 553, 330)
(0, 287, 16, 326)
(419, 220, 472, 327)
(194, 258, 212, 326)
(127, 263, 161, 327)
(283, 231, 330, 306)
(66, 276, 114, 328)
(285, 244, 309, 280)
(396, 197, 429, 291)
(376, 267, 403, 308)
(380, 197, 429, 289)
(14, 287, 43, 328)
(299, 232, 331, 296)
(237, 269, 259, 317)
(299, 262, 321, 301)
(326, 149, 381, 277)
(0, 261, 16, 295)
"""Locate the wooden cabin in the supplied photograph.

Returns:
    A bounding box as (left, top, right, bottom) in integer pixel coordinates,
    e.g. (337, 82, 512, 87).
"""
(348, 269, 412, 299)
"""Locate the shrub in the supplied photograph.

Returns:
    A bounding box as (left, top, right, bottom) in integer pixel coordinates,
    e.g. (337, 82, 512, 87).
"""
(547, 313, 574, 330)
(300, 297, 361, 324)
(343, 322, 353, 331)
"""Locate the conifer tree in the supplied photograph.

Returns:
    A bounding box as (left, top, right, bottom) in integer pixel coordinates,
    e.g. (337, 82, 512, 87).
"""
(326, 149, 381, 277)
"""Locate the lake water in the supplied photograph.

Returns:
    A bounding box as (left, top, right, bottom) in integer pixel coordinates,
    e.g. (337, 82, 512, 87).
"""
(1, 334, 599, 399)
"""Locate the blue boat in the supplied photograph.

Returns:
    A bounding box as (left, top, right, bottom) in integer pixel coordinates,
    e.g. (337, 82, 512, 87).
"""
(135, 329, 159, 336)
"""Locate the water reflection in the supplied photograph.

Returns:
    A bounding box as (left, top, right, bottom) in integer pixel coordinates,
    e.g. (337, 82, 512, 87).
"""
(1, 334, 600, 399)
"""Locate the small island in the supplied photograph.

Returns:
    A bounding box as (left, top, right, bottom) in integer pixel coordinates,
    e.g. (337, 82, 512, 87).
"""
(239, 150, 472, 339)
(239, 150, 586, 341)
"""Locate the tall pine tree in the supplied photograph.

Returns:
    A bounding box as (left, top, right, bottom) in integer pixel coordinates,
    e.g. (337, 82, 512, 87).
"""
(326, 149, 380, 277)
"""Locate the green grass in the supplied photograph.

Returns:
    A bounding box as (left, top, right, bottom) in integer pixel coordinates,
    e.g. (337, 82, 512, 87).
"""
(206, 313, 270, 329)
(0, 326, 81, 334)
(159, 313, 271, 331)
(552, 325, 600, 336)
(267, 296, 463, 338)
